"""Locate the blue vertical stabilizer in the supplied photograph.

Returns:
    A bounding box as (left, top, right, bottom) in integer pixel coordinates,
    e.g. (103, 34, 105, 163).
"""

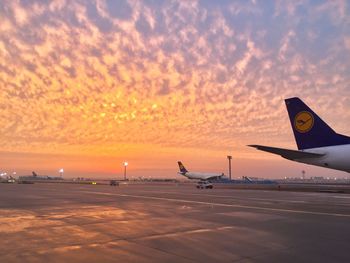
(177, 161, 188, 174)
(285, 97, 350, 150)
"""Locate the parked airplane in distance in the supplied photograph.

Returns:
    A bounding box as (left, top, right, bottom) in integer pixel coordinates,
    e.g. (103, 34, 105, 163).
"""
(18, 171, 63, 181)
(177, 161, 224, 180)
(249, 97, 350, 173)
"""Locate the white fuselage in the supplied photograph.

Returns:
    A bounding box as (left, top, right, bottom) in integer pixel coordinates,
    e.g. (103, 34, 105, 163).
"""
(179, 172, 223, 180)
(297, 144, 350, 172)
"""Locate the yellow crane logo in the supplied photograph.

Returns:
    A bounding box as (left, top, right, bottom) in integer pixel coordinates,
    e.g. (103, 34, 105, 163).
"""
(294, 111, 314, 133)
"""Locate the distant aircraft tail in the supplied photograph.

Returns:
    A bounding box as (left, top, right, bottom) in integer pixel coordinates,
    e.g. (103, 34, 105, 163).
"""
(243, 176, 253, 183)
(177, 161, 188, 174)
(285, 97, 350, 150)
(32, 171, 38, 177)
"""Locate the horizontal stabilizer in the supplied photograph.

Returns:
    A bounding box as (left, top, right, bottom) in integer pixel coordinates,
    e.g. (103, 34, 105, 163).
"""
(248, 145, 325, 160)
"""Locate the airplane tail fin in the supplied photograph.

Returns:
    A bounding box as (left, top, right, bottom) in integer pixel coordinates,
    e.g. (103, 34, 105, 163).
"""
(32, 171, 38, 177)
(285, 97, 350, 150)
(243, 176, 253, 183)
(177, 161, 188, 174)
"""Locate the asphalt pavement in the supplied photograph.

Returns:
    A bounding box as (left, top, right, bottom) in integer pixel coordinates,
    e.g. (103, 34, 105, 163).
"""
(0, 183, 350, 263)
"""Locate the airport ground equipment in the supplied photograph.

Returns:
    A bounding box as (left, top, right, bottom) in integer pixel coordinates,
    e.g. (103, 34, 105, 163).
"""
(196, 181, 213, 189)
(110, 180, 119, 186)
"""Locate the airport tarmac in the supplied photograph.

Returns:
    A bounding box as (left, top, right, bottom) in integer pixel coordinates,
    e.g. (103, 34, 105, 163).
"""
(0, 183, 350, 263)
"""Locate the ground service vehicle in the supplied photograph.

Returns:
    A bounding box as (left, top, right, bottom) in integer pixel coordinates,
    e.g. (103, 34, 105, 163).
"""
(110, 180, 119, 186)
(196, 181, 213, 189)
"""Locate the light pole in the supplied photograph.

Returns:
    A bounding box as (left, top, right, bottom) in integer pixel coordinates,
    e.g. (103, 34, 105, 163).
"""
(123, 162, 128, 180)
(59, 168, 64, 178)
(227, 155, 232, 180)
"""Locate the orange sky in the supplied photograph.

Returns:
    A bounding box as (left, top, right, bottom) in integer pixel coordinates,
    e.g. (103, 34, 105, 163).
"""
(0, 1, 350, 179)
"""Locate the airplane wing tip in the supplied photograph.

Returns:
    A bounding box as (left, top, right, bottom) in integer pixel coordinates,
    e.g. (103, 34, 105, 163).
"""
(247, 144, 263, 149)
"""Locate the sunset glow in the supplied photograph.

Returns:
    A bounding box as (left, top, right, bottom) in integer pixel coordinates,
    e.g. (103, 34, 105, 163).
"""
(1, 1, 349, 178)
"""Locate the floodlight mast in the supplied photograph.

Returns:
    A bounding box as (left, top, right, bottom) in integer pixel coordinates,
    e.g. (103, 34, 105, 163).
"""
(123, 162, 128, 180)
(227, 156, 232, 180)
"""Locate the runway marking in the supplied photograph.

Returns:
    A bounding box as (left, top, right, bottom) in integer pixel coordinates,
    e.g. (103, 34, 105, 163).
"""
(138, 189, 350, 206)
(331, 196, 350, 199)
(138, 226, 235, 240)
(80, 191, 350, 218)
(134, 190, 308, 204)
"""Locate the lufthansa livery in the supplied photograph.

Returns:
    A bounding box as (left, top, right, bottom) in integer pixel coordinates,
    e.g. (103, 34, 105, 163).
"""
(249, 97, 350, 173)
(177, 161, 224, 180)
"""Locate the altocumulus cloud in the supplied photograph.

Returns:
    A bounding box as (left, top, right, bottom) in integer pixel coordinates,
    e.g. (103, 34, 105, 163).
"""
(0, 0, 349, 164)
